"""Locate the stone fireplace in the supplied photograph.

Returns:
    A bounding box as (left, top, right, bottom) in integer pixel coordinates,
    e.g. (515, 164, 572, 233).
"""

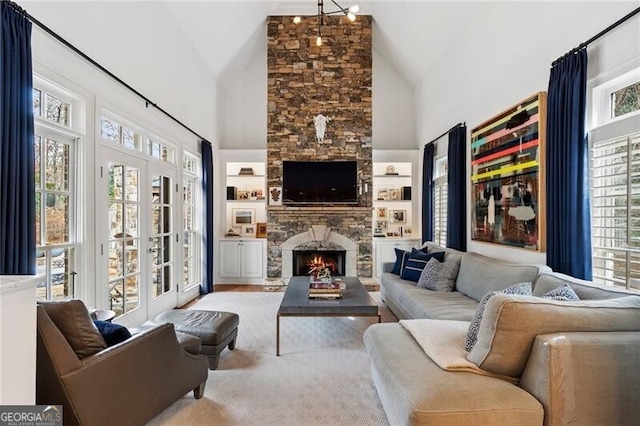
(266, 15, 373, 279)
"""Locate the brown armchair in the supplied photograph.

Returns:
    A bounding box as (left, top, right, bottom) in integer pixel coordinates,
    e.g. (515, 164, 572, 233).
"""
(36, 302, 208, 426)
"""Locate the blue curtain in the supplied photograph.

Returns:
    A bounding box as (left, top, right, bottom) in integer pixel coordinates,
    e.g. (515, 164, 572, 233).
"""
(422, 143, 434, 243)
(200, 139, 214, 294)
(447, 125, 467, 251)
(0, 3, 34, 275)
(546, 49, 592, 279)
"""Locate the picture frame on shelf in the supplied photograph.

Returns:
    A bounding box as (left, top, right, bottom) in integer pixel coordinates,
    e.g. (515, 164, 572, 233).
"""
(256, 222, 267, 238)
(376, 220, 388, 230)
(232, 208, 255, 226)
(390, 210, 406, 223)
(377, 207, 387, 219)
(389, 188, 401, 200)
(241, 224, 256, 237)
(377, 188, 388, 200)
(251, 189, 264, 200)
(225, 227, 240, 237)
(404, 227, 412, 236)
(237, 191, 250, 200)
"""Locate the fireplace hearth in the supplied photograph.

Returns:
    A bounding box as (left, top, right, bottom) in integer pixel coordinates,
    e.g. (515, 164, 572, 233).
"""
(293, 250, 346, 277)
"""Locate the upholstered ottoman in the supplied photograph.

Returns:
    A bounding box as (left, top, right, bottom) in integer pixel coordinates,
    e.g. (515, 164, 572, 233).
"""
(150, 310, 239, 370)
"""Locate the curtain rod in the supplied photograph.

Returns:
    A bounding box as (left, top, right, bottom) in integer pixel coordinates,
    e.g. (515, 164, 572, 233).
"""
(424, 122, 465, 147)
(552, 6, 640, 67)
(2, 0, 207, 142)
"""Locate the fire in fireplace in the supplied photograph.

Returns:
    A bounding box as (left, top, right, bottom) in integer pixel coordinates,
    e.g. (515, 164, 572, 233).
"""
(292, 250, 346, 276)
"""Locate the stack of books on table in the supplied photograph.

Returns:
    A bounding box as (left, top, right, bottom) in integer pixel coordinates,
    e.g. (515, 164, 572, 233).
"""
(308, 279, 345, 300)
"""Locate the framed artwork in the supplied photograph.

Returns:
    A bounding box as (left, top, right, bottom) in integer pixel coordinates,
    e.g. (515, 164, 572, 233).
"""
(377, 207, 387, 219)
(470, 92, 546, 251)
(237, 191, 250, 200)
(250, 189, 263, 200)
(232, 208, 255, 226)
(388, 188, 400, 201)
(390, 210, 406, 223)
(256, 222, 267, 238)
(269, 187, 282, 205)
(241, 224, 255, 237)
(376, 220, 388, 230)
(377, 188, 388, 200)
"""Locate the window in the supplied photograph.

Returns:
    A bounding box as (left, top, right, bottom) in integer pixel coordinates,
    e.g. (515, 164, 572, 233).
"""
(149, 138, 176, 164)
(100, 116, 142, 151)
(33, 77, 83, 300)
(592, 67, 640, 128)
(34, 131, 77, 299)
(183, 152, 200, 289)
(590, 132, 640, 290)
(433, 155, 448, 246)
(612, 81, 640, 119)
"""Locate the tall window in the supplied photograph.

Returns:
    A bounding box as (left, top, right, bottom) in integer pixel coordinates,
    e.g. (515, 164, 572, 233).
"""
(589, 66, 640, 290)
(433, 155, 448, 246)
(182, 153, 200, 289)
(33, 79, 82, 299)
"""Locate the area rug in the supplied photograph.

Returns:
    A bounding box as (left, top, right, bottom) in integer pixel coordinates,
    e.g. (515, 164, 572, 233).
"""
(147, 291, 396, 425)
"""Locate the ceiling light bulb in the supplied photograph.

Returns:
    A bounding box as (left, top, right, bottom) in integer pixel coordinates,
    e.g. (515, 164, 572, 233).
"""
(347, 12, 356, 22)
(348, 5, 359, 13)
(293, 16, 302, 24)
(316, 36, 322, 47)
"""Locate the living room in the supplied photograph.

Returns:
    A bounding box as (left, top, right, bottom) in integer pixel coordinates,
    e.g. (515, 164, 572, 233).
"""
(1, 0, 639, 425)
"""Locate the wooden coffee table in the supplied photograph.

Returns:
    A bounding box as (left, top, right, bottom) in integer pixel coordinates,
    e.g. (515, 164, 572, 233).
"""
(276, 276, 380, 356)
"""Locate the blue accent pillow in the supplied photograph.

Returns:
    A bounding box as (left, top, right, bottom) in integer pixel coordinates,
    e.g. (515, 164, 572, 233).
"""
(400, 250, 446, 282)
(391, 248, 410, 275)
(93, 320, 131, 347)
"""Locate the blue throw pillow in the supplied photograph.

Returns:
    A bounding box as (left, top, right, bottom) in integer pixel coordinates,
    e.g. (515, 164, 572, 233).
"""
(93, 320, 131, 347)
(400, 250, 446, 282)
(391, 248, 410, 275)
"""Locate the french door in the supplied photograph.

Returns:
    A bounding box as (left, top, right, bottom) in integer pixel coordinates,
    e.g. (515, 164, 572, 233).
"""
(99, 148, 178, 325)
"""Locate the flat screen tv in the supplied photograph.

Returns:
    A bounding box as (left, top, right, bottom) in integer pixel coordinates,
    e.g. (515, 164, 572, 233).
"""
(282, 161, 358, 205)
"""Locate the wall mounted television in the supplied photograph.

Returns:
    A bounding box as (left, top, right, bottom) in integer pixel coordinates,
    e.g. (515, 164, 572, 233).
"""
(282, 160, 358, 205)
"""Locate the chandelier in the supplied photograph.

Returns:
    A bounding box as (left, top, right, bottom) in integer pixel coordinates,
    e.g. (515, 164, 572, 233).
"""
(293, 0, 360, 47)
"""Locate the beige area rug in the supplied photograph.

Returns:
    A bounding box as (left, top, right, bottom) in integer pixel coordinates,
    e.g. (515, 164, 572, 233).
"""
(147, 291, 397, 426)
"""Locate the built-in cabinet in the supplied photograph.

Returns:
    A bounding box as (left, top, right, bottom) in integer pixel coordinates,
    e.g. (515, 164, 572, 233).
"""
(218, 239, 266, 282)
(217, 150, 268, 284)
(372, 150, 420, 278)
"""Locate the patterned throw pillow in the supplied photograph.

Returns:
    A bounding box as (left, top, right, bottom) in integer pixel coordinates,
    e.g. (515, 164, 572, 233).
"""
(541, 283, 580, 301)
(400, 250, 446, 282)
(465, 282, 533, 352)
(417, 257, 460, 292)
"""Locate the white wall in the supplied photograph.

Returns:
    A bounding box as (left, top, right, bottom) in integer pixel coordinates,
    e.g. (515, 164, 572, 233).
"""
(218, 16, 415, 149)
(414, 1, 640, 264)
(373, 50, 415, 148)
(21, 1, 216, 143)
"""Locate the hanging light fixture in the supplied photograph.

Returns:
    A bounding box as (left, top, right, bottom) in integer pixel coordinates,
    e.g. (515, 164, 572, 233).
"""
(293, 0, 360, 47)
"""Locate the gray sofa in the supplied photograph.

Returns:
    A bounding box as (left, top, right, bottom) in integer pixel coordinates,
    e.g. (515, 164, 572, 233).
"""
(364, 243, 640, 425)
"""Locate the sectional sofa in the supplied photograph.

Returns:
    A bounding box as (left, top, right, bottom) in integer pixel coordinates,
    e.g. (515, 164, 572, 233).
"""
(364, 242, 640, 425)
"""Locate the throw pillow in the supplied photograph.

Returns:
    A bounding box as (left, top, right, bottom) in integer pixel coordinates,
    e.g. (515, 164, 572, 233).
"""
(467, 294, 640, 378)
(417, 257, 460, 292)
(400, 250, 446, 282)
(541, 283, 580, 301)
(40, 300, 108, 359)
(465, 282, 532, 352)
(93, 320, 132, 347)
(390, 248, 410, 275)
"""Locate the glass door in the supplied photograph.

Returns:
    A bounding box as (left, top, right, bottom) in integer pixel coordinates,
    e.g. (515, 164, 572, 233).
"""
(148, 164, 178, 317)
(101, 148, 146, 325)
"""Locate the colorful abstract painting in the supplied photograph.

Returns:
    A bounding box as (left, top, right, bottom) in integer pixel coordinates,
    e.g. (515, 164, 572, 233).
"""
(470, 92, 546, 251)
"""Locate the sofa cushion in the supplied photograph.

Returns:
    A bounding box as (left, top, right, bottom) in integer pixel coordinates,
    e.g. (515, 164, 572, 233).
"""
(533, 272, 638, 300)
(467, 294, 640, 378)
(40, 300, 107, 359)
(400, 250, 445, 282)
(465, 282, 532, 352)
(456, 252, 542, 302)
(391, 248, 411, 275)
(417, 257, 460, 292)
(541, 283, 580, 301)
(93, 320, 132, 347)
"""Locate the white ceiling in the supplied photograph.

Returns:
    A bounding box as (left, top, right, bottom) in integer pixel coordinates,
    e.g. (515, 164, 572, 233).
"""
(162, 1, 488, 87)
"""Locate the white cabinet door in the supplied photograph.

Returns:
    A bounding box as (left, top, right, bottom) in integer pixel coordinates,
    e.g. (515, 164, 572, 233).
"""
(374, 239, 421, 277)
(240, 240, 264, 278)
(218, 241, 242, 278)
